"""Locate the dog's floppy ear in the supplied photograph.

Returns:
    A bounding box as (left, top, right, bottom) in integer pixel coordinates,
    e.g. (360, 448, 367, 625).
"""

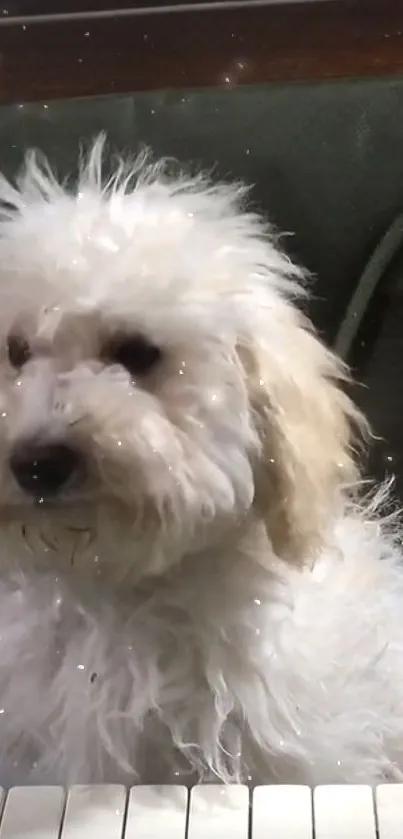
(239, 296, 366, 564)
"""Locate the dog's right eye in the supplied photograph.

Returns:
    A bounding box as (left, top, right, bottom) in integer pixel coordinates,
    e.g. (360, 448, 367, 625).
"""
(104, 334, 162, 378)
(7, 335, 31, 369)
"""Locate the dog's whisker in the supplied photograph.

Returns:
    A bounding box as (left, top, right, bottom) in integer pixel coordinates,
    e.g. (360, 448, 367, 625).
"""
(38, 529, 58, 553)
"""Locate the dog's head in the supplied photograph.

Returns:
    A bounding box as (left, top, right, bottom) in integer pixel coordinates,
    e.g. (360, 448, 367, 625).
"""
(0, 140, 365, 583)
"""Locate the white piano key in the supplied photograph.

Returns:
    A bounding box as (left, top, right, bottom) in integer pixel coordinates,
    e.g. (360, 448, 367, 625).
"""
(376, 784, 403, 839)
(314, 785, 376, 839)
(60, 785, 126, 839)
(252, 785, 312, 839)
(0, 786, 63, 838)
(187, 784, 249, 839)
(124, 785, 188, 839)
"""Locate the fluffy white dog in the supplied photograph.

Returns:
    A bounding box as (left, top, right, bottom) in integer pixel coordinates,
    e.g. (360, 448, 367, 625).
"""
(0, 138, 401, 789)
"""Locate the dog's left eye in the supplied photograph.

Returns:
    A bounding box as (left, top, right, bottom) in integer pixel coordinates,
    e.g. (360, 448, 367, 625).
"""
(104, 334, 162, 377)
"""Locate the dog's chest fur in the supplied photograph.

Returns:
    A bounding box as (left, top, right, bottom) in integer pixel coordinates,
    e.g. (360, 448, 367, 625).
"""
(1, 515, 403, 787)
(0, 527, 265, 784)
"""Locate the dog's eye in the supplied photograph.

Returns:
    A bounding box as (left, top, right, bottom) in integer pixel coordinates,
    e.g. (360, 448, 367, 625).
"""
(105, 334, 162, 377)
(7, 335, 31, 368)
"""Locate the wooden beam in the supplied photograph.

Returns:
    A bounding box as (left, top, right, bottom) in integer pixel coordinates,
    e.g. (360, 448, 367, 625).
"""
(0, 0, 402, 105)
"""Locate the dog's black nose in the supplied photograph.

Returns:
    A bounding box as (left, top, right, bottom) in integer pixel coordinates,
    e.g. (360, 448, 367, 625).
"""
(10, 442, 80, 496)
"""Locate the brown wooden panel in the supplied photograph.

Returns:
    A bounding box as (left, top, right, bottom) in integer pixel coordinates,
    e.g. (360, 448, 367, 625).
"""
(0, 0, 234, 17)
(0, 0, 402, 105)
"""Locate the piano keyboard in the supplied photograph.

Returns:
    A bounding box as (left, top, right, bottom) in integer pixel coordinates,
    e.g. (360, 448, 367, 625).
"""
(0, 783, 401, 837)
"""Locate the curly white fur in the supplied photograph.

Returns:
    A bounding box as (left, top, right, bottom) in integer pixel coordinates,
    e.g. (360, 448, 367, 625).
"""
(0, 138, 401, 788)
